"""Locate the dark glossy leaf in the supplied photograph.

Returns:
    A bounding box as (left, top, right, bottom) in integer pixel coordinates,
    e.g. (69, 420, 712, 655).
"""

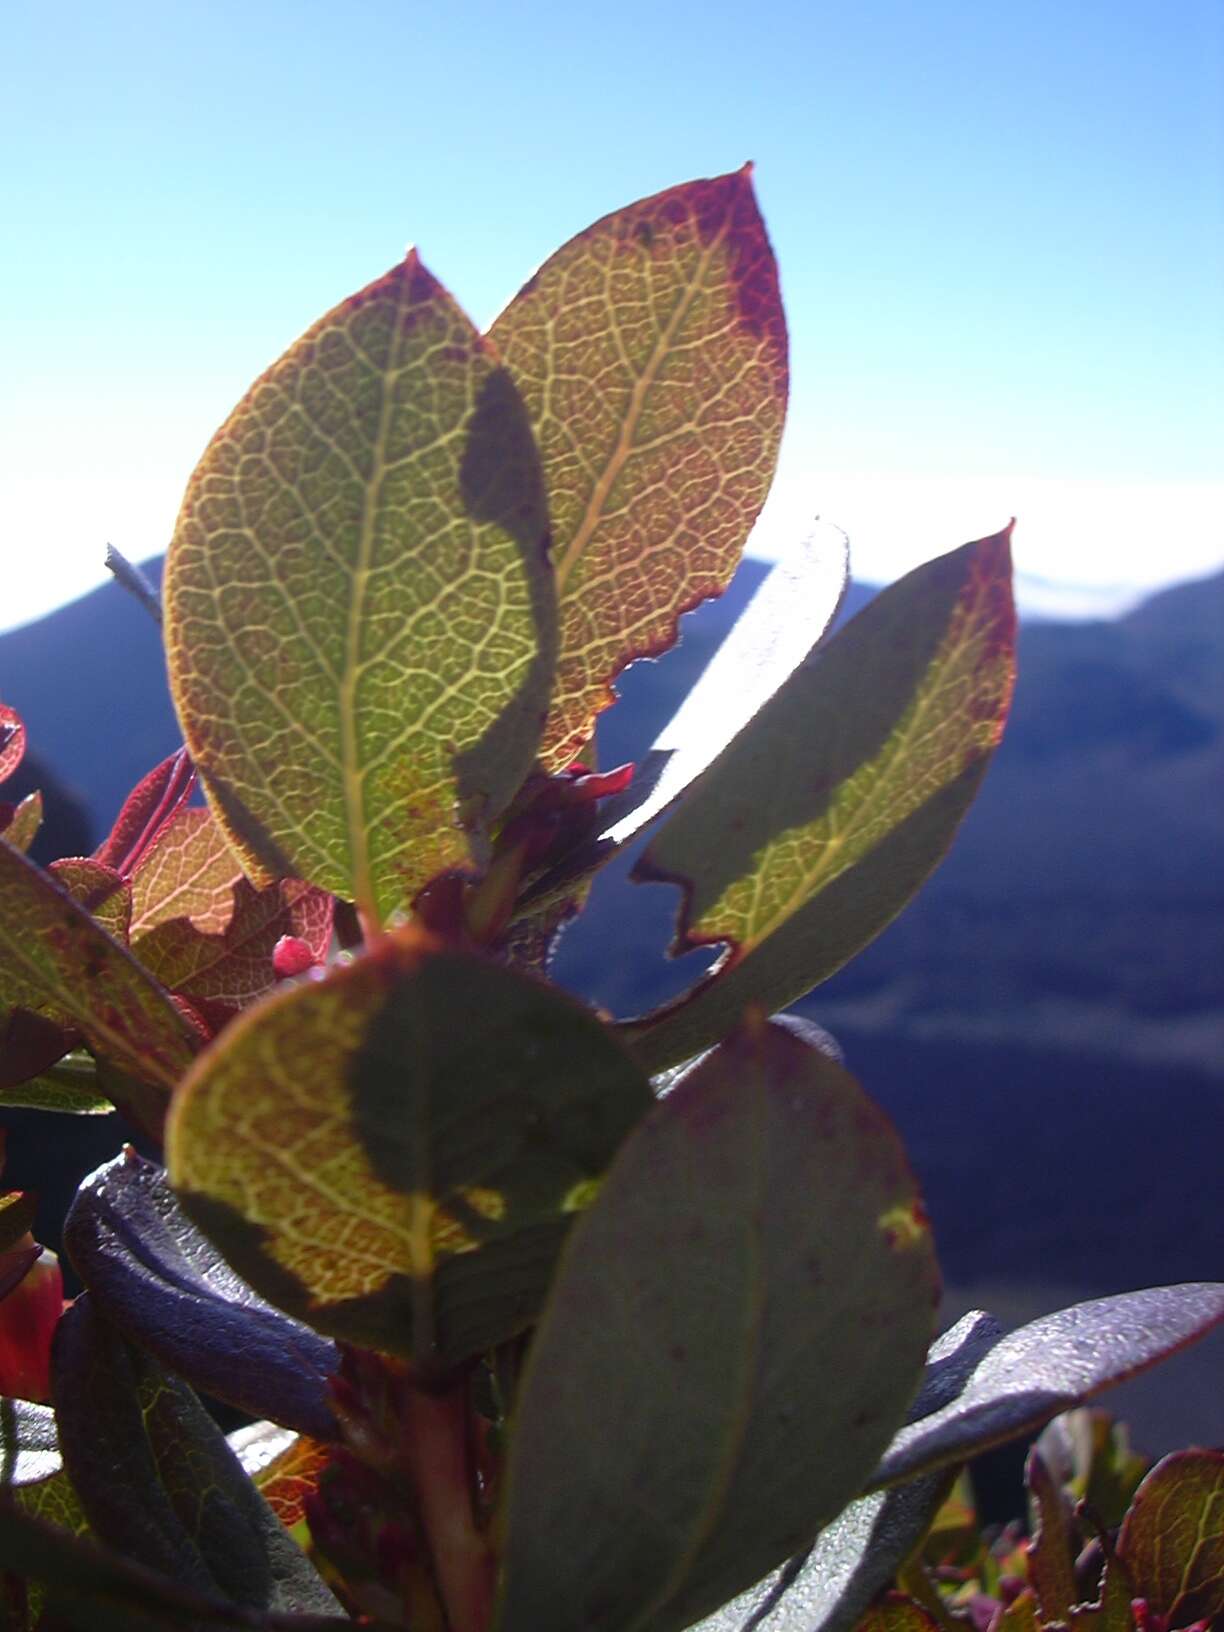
(0, 839, 197, 1118)
(495, 1018, 939, 1632)
(490, 165, 788, 771)
(0, 1050, 115, 1115)
(625, 529, 1016, 1075)
(50, 1295, 341, 1618)
(64, 1150, 338, 1440)
(685, 1312, 1003, 1632)
(0, 1494, 360, 1632)
(0, 791, 42, 854)
(1117, 1449, 1224, 1627)
(165, 252, 556, 925)
(868, 1285, 1224, 1490)
(168, 929, 653, 1369)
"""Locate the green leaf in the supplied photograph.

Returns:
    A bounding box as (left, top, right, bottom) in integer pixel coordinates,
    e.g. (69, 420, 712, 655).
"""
(1117, 1449, 1224, 1628)
(0, 839, 197, 1114)
(868, 1285, 1224, 1490)
(1025, 1446, 1078, 1624)
(49, 857, 132, 943)
(494, 1017, 939, 1632)
(624, 529, 1016, 1074)
(129, 806, 248, 937)
(0, 1050, 116, 1115)
(489, 165, 788, 770)
(1, 791, 42, 854)
(167, 930, 653, 1369)
(50, 1294, 341, 1618)
(165, 251, 557, 926)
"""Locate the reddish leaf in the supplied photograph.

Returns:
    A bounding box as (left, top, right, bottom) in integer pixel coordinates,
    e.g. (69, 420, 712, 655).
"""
(1026, 1445, 1079, 1624)
(0, 703, 26, 783)
(129, 805, 243, 939)
(48, 858, 132, 943)
(133, 876, 333, 1009)
(1118, 1450, 1224, 1628)
(93, 749, 195, 876)
(0, 1006, 77, 1092)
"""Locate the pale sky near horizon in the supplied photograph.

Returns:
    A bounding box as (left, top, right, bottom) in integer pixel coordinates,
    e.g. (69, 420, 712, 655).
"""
(3, 0, 1221, 634)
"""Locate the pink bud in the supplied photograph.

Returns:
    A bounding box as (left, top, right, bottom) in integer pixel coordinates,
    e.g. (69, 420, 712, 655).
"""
(273, 935, 319, 978)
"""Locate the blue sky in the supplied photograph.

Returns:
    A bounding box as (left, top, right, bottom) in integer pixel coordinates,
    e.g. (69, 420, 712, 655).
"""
(4, 0, 1221, 630)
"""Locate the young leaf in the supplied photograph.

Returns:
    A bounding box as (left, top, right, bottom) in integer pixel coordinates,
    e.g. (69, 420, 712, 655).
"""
(0, 839, 197, 1116)
(0, 704, 26, 783)
(94, 750, 196, 877)
(867, 1284, 1224, 1490)
(167, 929, 654, 1369)
(164, 252, 557, 926)
(50, 1295, 342, 1618)
(624, 528, 1016, 1074)
(1025, 1445, 1079, 1624)
(0, 791, 42, 854)
(489, 165, 788, 769)
(1117, 1450, 1224, 1628)
(64, 1150, 338, 1440)
(494, 1017, 939, 1632)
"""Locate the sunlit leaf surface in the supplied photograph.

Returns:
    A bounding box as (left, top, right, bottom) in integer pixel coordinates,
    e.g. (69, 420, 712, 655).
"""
(129, 807, 242, 937)
(0, 840, 196, 1106)
(1117, 1449, 1224, 1627)
(165, 252, 556, 924)
(1, 792, 42, 854)
(167, 930, 653, 1368)
(496, 1018, 938, 1632)
(626, 529, 1016, 1074)
(490, 165, 788, 769)
(0, 704, 26, 783)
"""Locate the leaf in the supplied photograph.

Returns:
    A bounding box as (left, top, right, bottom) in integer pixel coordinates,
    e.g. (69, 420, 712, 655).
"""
(489, 164, 788, 770)
(0, 1397, 61, 1491)
(494, 1016, 939, 1632)
(94, 751, 196, 877)
(0, 791, 42, 854)
(164, 251, 557, 926)
(857, 1598, 942, 1632)
(0, 1495, 361, 1632)
(50, 1294, 342, 1618)
(623, 529, 1016, 1074)
(0, 1050, 115, 1115)
(48, 858, 132, 943)
(63, 1150, 338, 1440)
(227, 1423, 329, 1533)
(167, 929, 654, 1369)
(0, 704, 25, 783)
(129, 807, 247, 937)
(0, 839, 196, 1121)
(1117, 1450, 1224, 1628)
(1026, 1446, 1078, 1624)
(867, 1285, 1224, 1490)
(0, 1193, 38, 1255)
(0, 1007, 78, 1096)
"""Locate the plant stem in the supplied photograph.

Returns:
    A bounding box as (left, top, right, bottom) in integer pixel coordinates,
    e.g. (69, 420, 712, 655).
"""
(403, 1380, 496, 1632)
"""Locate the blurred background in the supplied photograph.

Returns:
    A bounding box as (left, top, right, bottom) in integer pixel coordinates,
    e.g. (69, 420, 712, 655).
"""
(2, 0, 1221, 1455)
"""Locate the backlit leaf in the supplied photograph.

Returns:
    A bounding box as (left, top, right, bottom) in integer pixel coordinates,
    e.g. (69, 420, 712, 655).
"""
(1026, 1445, 1078, 1624)
(0, 791, 42, 854)
(228, 1422, 329, 1533)
(94, 750, 195, 877)
(495, 1017, 939, 1632)
(50, 1295, 341, 1617)
(165, 252, 557, 925)
(129, 806, 247, 937)
(133, 874, 333, 1012)
(625, 529, 1016, 1074)
(64, 1150, 338, 1440)
(1117, 1450, 1224, 1627)
(0, 1051, 116, 1115)
(167, 929, 653, 1369)
(49, 857, 132, 942)
(867, 1284, 1224, 1490)
(0, 704, 25, 783)
(0, 839, 197, 1116)
(489, 165, 788, 769)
